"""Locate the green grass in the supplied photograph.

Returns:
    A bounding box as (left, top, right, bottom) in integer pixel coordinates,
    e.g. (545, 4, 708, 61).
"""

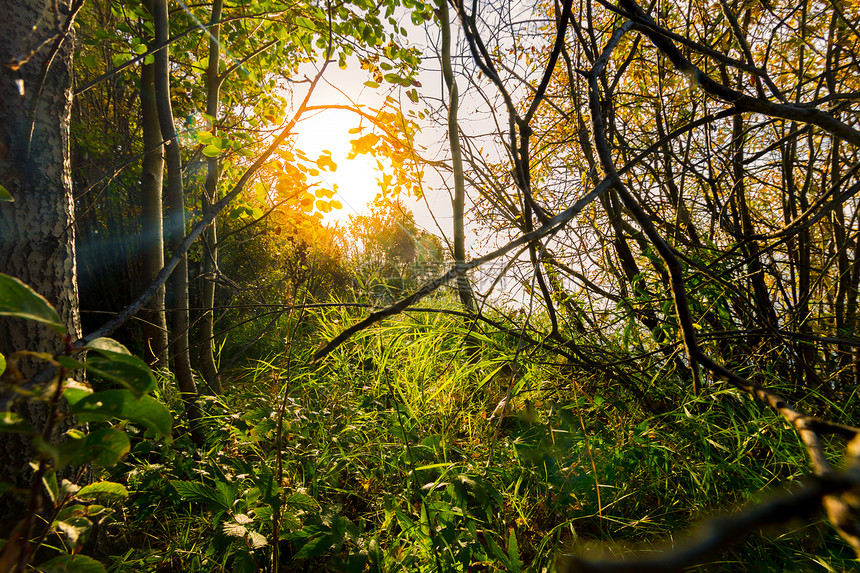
(97, 300, 860, 572)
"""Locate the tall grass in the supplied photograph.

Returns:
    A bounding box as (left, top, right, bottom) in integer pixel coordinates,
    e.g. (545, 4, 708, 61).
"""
(102, 298, 859, 572)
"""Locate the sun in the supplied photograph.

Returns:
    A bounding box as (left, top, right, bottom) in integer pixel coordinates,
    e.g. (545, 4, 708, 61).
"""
(293, 108, 385, 223)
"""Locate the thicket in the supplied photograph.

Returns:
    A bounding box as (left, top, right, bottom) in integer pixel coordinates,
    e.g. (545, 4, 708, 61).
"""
(2, 0, 860, 571)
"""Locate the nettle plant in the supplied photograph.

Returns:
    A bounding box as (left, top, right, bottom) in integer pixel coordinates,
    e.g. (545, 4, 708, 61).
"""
(0, 272, 172, 573)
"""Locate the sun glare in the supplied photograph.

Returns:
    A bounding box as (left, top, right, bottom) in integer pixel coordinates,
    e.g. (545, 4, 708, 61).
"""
(293, 108, 385, 224)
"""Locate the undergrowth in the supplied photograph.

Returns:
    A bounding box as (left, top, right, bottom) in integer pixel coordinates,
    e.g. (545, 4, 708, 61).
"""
(100, 302, 859, 572)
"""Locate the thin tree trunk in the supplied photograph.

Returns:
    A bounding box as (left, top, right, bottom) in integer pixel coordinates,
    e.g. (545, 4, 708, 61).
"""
(0, 0, 81, 527)
(152, 0, 202, 440)
(139, 24, 169, 370)
(197, 0, 223, 394)
(438, 0, 474, 311)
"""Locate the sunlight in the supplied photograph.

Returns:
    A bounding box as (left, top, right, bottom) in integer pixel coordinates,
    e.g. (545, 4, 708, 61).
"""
(292, 108, 385, 224)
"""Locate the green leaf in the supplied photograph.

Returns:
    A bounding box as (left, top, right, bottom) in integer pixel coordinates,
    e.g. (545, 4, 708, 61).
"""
(0, 411, 34, 434)
(202, 144, 221, 157)
(0, 273, 65, 334)
(84, 428, 131, 467)
(295, 15, 314, 30)
(507, 530, 523, 573)
(79, 348, 155, 398)
(285, 492, 319, 511)
(63, 386, 92, 405)
(77, 481, 129, 502)
(55, 516, 93, 544)
(293, 532, 337, 560)
(170, 480, 228, 509)
(35, 435, 84, 470)
(0, 351, 5, 376)
(43, 470, 59, 504)
(68, 390, 172, 438)
(37, 554, 107, 573)
(0, 183, 12, 202)
(86, 338, 131, 355)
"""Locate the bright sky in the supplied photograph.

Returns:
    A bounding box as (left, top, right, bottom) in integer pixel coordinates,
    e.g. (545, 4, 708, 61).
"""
(292, 105, 383, 225)
(290, 59, 459, 235)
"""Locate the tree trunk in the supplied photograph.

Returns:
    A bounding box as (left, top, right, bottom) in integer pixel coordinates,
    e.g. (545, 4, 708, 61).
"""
(196, 0, 223, 394)
(152, 0, 202, 440)
(438, 0, 474, 311)
(0, 0, 80, 527)
(139, 50, 169, 370)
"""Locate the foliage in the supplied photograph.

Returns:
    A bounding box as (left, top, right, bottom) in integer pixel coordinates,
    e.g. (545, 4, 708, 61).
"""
(4, 0, 860, 570)
(90, 301, 859, 571)
(348, 198, 447, 301)
(0, 274, 172, 573)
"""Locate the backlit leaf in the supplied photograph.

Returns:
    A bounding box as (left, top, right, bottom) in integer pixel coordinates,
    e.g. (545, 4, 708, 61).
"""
(77, 481, 129, 502)
(0, 273, 65, 334)
(68, 390, 172, 439)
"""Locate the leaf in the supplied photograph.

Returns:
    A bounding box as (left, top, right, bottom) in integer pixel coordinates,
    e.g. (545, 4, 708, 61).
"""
(248, 530, 268, 548)
(0, 273, 65, 334)
(202, 144, 221, 157)
(0, 412, 34, 434)
(83, 429, 131, 467)
(171, 480, 229, 510)
(0, 351, 4, 376)
(293, 532, 337, 560)
(363, 81, 379, 88)
(223, 521, 247, 538)
(295, 15, 314, 30)
(55, 516, 93, 544)
(43, 470, 59, 504)
(316, 155, 337, 171)
(37, 554, 107, 573)
(285, 492, 319, 511)
(78, 348, 156, 398)
(507, 530, 523, 573)
(0, 183, 12, 202)
(77, 481, 129, 502)
(68, 390, 172, 438)
(86, 338, 131, 355)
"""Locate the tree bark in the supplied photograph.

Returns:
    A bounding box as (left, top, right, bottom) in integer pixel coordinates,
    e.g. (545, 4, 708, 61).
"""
(0, 0, 80, 527)
(438, 0, 474, 311)
(196, 0, 223, 394)
(152, 0, 202, 439)
(139, 35, 169, 370)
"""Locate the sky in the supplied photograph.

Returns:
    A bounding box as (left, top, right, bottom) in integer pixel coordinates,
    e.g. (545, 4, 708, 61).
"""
(286, 17, 464, 238)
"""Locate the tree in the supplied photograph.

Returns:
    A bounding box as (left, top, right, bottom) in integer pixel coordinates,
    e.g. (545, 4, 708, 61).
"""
(196, 0, 224, 394)
(349, 198, 446, 300)
(0, 0, 82, 525)
(139, 1, 169, 370)
(316, 0, 860, 564)
(438, 0, 474, 311)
